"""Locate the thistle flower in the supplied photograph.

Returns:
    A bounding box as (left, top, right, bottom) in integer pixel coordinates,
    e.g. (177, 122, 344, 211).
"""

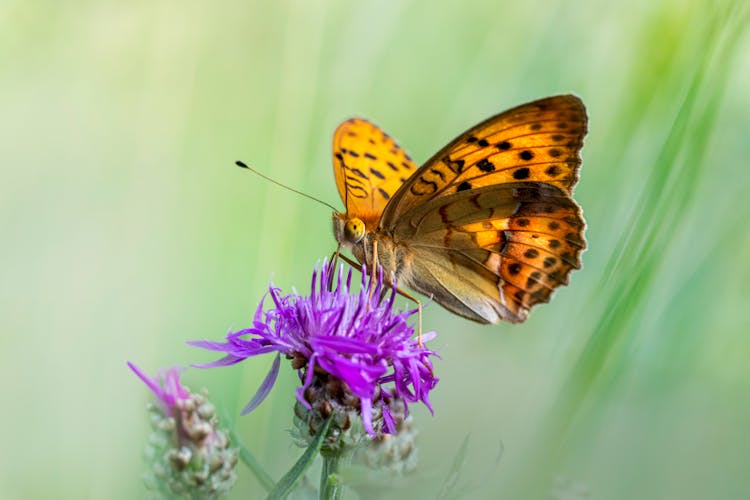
(128, 363, 238, 499)
(189, 263, 439, 444)
(129, 362, 190, 417)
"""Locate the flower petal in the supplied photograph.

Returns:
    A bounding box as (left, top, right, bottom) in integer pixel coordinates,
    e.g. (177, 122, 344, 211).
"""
(191, 355, 245, 369)
(360, 397, 374, 436)
(127, 361, 161, 396)
(241, 353, 281, 415)
(382, 404, 396, 434)
(188, 261, 439, 436)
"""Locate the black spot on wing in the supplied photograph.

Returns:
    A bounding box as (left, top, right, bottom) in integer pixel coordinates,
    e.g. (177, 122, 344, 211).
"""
(476, 159, 495, 172)
(409, 177, 439, 195)
(430, 168, 446, 181)
(513, 168, 530, 180)
(370, 167, 385, 179)
(347, 183, 368, 199)
(350, 168, 368, 180)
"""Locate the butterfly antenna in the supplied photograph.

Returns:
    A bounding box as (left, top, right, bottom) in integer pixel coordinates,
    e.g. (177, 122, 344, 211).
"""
(235, 161, 339, 212)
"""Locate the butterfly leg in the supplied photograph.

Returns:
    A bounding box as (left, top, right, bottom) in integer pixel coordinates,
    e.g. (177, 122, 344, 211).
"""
(327, 244, 342, 291)
(395, 287, 423, 347)
(334, 247, 425, 348)
(368, 239, 379, 302)
(335, 251, 361, 270)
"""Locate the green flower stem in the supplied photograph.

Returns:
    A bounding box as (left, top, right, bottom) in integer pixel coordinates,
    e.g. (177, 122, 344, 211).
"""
(319, 449, 351, 500)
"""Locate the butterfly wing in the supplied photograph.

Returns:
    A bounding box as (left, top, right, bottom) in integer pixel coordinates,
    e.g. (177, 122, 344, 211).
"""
(332, 118, 418, 229)
(380, 95, 587, 323)
(380, 95, 587, 227)
(392, 182, 585, 323)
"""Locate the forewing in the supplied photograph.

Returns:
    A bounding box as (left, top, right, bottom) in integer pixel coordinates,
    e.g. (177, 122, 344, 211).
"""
(393, 183, 585, 323)
(381, 95, 586, 228)
(332, 118, 418, 229)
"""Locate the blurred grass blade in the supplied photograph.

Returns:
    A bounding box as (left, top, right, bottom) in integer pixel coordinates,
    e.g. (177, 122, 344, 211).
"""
(234, 431, 276, 492)
(436, 434, 470, 500)
(266, 416, 332, 500)
(222, 414, 276, 492)
(508, 4, 750, 498)
(558, 2, 744, 430)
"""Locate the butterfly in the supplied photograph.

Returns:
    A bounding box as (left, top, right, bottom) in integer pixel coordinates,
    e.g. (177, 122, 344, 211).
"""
(331, 95, 587, 324)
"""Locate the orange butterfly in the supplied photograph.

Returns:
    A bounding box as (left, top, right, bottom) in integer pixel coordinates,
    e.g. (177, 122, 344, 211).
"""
(331, 95, 587, 324)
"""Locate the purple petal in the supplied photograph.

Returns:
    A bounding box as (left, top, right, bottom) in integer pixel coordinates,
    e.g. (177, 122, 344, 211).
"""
(417, 331, 438, 343)
(162, 367, 190, 401)
(310, 335, 378, 355)
(182, 261, 440, 437)
(295, 353, 318, 411)
(345, 266, 353, 290)
(186, 339, 237, 351)
(127, 362, 161, 397)
(191, 355, 245, 369)
(360, 397, 374, 436)
(128, 362, 189, 414)
(382, 404, 396, 434)
(241, 353, 281, 415)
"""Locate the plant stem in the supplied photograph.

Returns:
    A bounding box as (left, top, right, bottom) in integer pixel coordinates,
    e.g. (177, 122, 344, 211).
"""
(319, 450, 347, 500)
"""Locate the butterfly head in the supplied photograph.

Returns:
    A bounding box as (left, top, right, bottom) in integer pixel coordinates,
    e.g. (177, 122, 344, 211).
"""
(332, 212, 366, 250)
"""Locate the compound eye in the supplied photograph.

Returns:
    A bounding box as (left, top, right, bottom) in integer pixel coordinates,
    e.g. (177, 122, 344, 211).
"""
(344, 218, 365, 243)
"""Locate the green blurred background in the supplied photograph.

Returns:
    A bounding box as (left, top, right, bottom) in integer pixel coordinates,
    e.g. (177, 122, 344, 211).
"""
(2, 0, 749, 498)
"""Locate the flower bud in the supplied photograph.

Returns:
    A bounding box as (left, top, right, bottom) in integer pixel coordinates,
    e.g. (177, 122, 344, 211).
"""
(129, 363, 238, 499)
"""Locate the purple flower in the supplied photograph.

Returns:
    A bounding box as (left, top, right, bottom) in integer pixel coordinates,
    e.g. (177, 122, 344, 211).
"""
(189, 263, 439, 436)
(127, 362, 190, 416)
(128, 363, 239, 496)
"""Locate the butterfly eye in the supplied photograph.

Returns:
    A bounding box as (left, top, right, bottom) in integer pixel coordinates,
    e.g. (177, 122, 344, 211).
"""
(344, 218, 366, 244)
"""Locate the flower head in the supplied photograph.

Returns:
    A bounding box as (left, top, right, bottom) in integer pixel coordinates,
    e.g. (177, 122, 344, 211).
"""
(128, 362, 190, 417)
(190, 262, 439, 437)
(128, 363, 238, 498)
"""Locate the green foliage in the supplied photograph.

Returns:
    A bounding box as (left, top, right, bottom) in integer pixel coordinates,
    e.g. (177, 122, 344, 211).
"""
(1, 0, 749, 498)
(268, 417, 331, 500)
